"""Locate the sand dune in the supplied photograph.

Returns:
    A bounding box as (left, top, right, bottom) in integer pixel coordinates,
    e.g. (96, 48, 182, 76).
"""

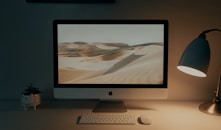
(94, 42, 129, 50)
(58, 42, 164, 84)
(58, 42, 131, 57)
(58, 67, 92, 83)
(104, 53, 143, 74)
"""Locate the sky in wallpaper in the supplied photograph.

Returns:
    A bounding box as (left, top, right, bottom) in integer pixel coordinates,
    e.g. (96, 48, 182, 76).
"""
(57, 24, 164, 45)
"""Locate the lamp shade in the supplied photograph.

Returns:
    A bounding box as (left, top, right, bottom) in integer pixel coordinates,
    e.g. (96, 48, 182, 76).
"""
(177, 36, 210, 77)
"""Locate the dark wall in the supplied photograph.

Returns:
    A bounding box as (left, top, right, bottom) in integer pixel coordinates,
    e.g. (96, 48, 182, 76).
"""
(1, 0, 221, 100)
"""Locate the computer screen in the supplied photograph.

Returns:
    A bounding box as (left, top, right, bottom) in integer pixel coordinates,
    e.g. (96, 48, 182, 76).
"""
(53, 20, 168, 108)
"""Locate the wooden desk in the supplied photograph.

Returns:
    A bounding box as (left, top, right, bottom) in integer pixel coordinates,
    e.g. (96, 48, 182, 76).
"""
(0, 100, 220, 130)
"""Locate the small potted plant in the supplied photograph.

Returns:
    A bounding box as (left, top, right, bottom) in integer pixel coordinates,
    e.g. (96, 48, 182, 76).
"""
(21, 83, 41, 111)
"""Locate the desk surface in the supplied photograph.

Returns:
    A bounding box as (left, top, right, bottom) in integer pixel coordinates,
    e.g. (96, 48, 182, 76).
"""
(0, 100, 220, 130)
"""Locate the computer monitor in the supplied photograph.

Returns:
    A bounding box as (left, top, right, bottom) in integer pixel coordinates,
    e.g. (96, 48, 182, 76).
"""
(53, 20, 168, 112)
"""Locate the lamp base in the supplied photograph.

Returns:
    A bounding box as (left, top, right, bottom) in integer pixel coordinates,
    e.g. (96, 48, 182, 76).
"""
(199, 102, 221, 116)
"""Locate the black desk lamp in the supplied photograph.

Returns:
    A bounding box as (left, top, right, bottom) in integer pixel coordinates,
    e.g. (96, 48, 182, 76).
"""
(177, 29, 221, 115)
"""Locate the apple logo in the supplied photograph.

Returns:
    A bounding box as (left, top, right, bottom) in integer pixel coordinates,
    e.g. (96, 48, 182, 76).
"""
(108, 91, 113, 96)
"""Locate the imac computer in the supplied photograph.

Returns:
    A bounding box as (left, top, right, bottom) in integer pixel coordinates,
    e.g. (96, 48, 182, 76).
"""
(53, 20, 168, 112)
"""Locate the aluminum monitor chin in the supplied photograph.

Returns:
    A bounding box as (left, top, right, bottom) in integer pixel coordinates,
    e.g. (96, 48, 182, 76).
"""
(53, 20, 168, 100)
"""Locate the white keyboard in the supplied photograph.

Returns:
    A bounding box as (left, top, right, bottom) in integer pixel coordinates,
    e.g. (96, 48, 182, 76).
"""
(78, 113, 136, 125)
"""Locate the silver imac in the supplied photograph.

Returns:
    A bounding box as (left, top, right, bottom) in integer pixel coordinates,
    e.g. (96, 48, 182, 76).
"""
(53, 20, 168, 112)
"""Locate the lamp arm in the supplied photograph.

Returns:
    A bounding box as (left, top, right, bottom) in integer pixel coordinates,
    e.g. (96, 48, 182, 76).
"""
(199, 28, 221, 38)
(202, 28, 221, 34)
(214, 70, 221, 103)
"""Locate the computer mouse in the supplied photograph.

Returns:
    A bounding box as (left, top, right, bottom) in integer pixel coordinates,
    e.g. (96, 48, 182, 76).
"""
(138, 115, 152, 125)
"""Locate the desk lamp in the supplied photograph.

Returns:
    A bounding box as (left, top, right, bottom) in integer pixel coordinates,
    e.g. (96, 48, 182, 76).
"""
(177, 28, 221, 116)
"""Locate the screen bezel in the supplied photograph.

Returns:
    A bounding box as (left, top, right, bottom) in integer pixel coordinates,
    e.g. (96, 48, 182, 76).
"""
(53, 20, 168, 89)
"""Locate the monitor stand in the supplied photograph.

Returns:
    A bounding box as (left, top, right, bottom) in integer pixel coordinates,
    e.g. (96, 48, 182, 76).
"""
(92, 100, 127, 112)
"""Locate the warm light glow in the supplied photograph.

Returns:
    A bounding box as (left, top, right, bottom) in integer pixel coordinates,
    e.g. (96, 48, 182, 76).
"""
(208, 104, 216, 114)
(177, 66, 207, 77)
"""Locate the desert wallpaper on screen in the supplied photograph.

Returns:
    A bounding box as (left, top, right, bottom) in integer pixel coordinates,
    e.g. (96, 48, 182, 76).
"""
(58, 41, 163, 84)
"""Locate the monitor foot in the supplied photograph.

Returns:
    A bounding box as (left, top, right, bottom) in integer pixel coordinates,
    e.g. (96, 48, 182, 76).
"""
(92, 100, 127, 112)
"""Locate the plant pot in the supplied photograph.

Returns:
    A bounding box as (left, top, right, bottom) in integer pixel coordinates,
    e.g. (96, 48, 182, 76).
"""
(21, 93, 41, 111)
